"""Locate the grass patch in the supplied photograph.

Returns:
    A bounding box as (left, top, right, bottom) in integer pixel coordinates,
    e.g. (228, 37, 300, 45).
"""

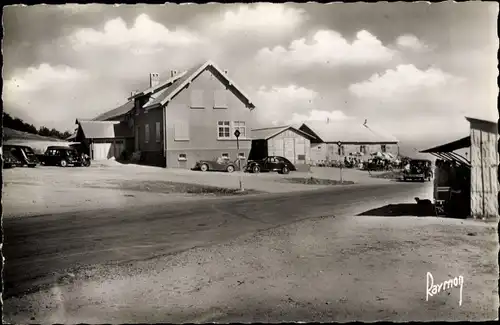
(280, 177, 355, 186)
(85, 180, 261, 196)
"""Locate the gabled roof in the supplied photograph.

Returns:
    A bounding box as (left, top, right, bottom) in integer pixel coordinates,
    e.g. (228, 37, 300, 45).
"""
(299, 119, 399, 144)
(128, 71, 187, 100)
(251, 125, 317, 140)
(143, 60, 255, 110)
(76, 119, 123, 139)
(93, 100, 135, 121)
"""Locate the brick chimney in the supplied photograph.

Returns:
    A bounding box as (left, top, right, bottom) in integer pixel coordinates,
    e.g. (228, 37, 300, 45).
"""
(149, 73, 160, 88)
(170, 70, 178, 78)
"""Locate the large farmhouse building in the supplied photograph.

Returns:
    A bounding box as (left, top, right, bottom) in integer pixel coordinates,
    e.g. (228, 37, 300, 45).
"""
(297, 119, 399, 165)
(76, 60, 257, 168)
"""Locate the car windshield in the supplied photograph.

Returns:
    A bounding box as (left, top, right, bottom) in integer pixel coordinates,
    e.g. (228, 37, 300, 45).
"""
(23, 148, 36, 156)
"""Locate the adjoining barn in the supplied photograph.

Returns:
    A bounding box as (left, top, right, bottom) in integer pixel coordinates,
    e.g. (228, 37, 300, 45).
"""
(297, 119, 399, 165)
(250, 125, 317, 171)
(421, 116, 499, 220)
(72, 119, 134, 160)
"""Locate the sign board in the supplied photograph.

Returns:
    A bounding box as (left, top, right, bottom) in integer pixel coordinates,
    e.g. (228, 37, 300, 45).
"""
(234, 129, 241, 138)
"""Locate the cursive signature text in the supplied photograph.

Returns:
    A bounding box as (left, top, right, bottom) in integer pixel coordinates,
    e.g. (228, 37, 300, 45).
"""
(426, 272, 464, 306)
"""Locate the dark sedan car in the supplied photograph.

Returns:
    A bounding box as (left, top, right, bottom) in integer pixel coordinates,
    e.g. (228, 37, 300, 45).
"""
(39, 146, 84, 167)
(245, 156, 296, 174)
(192, 158, 240, 173)
(3, 145, 39, 167)
(2, 149, 22, 168)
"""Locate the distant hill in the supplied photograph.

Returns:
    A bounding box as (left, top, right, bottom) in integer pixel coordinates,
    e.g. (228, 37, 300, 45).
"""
(3, 127, 64, 142)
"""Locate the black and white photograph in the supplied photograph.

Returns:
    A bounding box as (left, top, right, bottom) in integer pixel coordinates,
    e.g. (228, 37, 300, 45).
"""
(1, 2, 499, 323)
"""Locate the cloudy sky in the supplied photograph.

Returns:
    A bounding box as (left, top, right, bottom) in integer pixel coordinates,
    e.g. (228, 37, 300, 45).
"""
(3, 2, 498, 148)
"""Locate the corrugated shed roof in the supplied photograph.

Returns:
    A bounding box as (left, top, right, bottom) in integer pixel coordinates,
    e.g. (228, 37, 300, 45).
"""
(301, 120, 398, 143)
(251, 125, 317, 140)
(93, 100, 135, 121)
(78, 120, 120, 139)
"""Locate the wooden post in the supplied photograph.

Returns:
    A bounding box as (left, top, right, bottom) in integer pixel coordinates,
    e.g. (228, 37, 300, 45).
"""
(338, 141, 343, 183)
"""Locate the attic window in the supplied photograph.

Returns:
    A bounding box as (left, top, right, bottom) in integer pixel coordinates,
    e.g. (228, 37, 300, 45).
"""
(190, 90, 204, 109)
(214, 90, 228, 109)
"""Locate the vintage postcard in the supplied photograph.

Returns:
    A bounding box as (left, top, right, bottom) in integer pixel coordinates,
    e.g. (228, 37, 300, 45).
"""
(2, 2, 499, 323)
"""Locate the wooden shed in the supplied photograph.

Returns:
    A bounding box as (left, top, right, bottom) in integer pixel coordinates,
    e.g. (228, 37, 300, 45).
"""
(250, 126, 317, 170)
(467, 117, 499, 219)
(421, 116, 498, 220)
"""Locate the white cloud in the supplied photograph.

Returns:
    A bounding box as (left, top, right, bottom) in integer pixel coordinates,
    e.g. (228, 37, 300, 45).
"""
(254, 85, 348, 126)
(256, 30, 396, 67)
(348, 64, 463, 99)
(288, 109, 348, 125)
(70, 14, 202, 51)
(3, 63, 89, 94)
(213, 4, 307, 34)
(396, 34, 429, 51)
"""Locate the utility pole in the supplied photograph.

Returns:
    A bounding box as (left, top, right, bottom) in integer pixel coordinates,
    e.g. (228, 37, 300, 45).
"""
(338, 141, 343, 183)
(234, 129, 244, 191)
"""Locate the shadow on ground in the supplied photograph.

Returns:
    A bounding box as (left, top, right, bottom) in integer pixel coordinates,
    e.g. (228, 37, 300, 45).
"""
(358, 203, 436, 217)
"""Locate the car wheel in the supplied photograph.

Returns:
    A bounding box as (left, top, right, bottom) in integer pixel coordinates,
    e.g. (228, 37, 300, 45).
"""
(252, 165, 261, 173)
(281, 166, 290, 174)
(200, 164, 209, 172)
(226, 165, 235, 173)
(60, 159, 68, 167)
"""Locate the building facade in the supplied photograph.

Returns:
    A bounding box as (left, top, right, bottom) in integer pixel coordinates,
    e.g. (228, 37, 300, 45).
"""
(89, 60, 256, 168)
(298, 120, 399, 165)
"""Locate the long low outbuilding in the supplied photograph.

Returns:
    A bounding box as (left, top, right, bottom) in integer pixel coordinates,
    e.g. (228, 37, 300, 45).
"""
(297, 119, 400, 165)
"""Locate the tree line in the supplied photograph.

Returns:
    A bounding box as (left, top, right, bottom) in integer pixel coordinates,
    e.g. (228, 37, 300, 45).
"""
(3, 112, 73, 140)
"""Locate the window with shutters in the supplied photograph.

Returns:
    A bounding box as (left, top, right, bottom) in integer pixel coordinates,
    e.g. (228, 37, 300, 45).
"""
(381, 144, 387, 153)
(232, 121, 246, 138)
(145, 124, 150, 143)
(338, 145, 345, 156)
(217, 121, 231, 139)
(174, 122, 189, 141)
(155, 122, 161, 143)
(214, 90, 228, 109)
(190, 90, 204, 108)
(360, 145, 366, 154)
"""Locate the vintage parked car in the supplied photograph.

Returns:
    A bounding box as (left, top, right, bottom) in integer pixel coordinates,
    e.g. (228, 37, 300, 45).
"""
(402, 159, 432, 182)
(192, 158, 240, 173)
(3, 145, 39, 167)
(2, 148, 23, 168)
(39, 146, 85, 167)
(245, 156, 296, 174)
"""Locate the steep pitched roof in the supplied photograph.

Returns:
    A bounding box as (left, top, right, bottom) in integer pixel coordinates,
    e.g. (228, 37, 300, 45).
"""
(128, 71, 187, 100)
(251, 125, 317, 140)
(300, 119, 399, 144)
(77, 119, 124, 139)
(143, 60, 255, 110)
(93, 100, 135, 121)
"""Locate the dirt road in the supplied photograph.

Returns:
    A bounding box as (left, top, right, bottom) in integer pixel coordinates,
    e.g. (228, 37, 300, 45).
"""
(4, 182, 428, 299)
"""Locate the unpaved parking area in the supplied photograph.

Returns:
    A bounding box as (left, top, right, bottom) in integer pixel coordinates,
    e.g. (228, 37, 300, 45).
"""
(2, 162, 391, 217)
(4, 213, 497, 323)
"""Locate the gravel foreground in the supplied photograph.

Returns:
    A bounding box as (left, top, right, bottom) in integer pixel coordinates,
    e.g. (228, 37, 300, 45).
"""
(4, 215, 498, 323)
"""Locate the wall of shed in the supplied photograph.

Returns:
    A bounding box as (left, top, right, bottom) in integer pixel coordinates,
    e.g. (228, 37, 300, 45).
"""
(164, 67, 254, 168)
(310, 143, 399, 165)
(470, 124, 499, 219)
(266, 129, 311, 163)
